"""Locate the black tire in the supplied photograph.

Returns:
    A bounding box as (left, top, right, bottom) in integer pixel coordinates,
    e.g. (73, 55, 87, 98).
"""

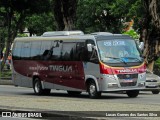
(67, 91, 82, 96)
(87, 81, 101, 99)
(126, 90, 139, 98)
(33, 78, 51, 95)
(152, 90, 159, 94)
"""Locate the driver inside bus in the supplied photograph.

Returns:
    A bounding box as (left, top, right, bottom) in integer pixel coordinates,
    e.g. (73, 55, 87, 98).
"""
(119, 46, 129, 57)
(100, 46, 114, 59)
(100, 46, 129, 59)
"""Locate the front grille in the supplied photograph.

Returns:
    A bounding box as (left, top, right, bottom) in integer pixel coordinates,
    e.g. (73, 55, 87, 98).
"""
(117, 74, 138, 79)
(117, 74, 138, 87)
(120, 81, 137, 87)
(146, 80, 157, 82)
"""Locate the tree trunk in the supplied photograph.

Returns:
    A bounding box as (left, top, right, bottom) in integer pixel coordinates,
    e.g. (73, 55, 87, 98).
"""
(1, 10, 25, 70)
(53, 0, 78, 31)
(141, 0, 160, 72)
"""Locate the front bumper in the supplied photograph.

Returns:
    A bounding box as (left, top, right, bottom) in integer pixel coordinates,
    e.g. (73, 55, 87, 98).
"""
(145, 81, 160, 88)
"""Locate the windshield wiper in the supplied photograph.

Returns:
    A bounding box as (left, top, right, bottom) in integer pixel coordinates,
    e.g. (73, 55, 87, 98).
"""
(104, 57, 127, 64)
(121, 57, 142, 63)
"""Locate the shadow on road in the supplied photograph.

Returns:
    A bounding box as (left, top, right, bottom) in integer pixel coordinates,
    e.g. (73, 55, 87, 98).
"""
(20, 92, 142, 100)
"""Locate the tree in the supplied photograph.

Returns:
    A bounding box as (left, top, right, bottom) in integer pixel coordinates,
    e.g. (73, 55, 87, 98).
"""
(53, 0, 78, 30)
(140, 0, 160, 71)
(25, 12, 56, 36)
(0, 0, 51, 70)
(76, 0, 138, 33)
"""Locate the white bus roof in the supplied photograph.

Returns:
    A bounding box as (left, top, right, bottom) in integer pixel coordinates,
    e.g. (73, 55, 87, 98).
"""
(14, 31, 131, 42)
(42, 31, 84, 37)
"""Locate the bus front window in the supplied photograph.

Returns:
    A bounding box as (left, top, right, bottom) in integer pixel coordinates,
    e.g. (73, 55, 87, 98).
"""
(97, 39, 142, 64)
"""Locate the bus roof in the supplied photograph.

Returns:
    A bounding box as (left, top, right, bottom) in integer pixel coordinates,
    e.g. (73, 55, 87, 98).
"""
(14, 31, 132, 42)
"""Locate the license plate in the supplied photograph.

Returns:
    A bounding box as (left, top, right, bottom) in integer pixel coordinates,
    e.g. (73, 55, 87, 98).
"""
(148, 82, 157, 86)
(122, 79, 133, 83)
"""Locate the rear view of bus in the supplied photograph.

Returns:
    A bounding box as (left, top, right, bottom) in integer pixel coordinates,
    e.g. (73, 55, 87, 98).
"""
(11, 31, 146, 99)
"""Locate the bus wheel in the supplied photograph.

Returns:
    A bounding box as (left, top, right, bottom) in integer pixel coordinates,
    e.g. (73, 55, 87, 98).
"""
(87, 81, 101, 99)
(67, 91, 81, 96)
(33, 78, 43, 95)
(33, 78, 51, 95)
(126, 90, 139, 98)
(152, 90, 159, 94)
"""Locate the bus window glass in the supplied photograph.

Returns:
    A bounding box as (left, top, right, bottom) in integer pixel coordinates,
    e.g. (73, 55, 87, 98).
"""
(97, 39, 142, 63)
(62, 42, 76, 61)
(30, 41, 41, 60)
(12, 42, 22, 60)
(40, 41, 52, 60)
(86, 40, 98, 63)
(51, 41, 62, 61)
(21, 42, 31, 60)
(75, 42, 86, 61)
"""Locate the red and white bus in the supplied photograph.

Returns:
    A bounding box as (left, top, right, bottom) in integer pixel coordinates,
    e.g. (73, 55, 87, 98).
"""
(12, 31, 146, 98)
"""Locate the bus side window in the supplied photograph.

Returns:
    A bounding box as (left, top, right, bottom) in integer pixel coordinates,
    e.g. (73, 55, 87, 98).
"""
(86, 40, 99, 63)
(40, 41, 52, 60)
(51, 41, 62, 61)
(75, 42, 87, 61)
(20, 42, 31, 60)
(12, 42, 22, 60)
(61, 42, 76, 61)
(30, 41, 41, 60)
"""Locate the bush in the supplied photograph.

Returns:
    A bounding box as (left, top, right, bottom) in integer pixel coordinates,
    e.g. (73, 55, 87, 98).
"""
(123, 30, 139, 39)
(154, 58, 160, 76)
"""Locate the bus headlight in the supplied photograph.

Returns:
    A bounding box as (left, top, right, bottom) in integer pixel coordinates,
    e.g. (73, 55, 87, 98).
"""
(103, 74, 117, 80)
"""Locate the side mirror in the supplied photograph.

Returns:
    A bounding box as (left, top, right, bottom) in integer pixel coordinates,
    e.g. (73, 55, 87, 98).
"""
(87, 44, 93, 52)
(139, 42, 144, 51)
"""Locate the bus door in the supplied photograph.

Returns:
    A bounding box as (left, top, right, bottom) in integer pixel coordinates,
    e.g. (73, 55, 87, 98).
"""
(49, 40, 63, 87)
(60, 41, 85, 90)
(40, 40, 54, 88)
(74, 42, 86, 90)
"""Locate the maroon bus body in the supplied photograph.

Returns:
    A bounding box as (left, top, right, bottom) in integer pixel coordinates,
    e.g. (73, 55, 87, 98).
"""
(13, 60, 86, 90)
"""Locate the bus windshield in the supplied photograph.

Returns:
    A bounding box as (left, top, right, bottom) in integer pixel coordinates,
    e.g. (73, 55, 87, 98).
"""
(97, 39, 142, 63)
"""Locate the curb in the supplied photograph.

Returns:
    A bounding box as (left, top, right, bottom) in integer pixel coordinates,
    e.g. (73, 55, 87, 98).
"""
(0, 79, 13, 85)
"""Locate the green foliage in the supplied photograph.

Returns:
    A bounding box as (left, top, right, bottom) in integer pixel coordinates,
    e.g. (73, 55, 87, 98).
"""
(0, 0, 52, 70)
(25, 13, 56, 36)
(155, 58, 160, 67)
(0, 70, 12, 78)
(123, 30, 139, 39)
(127, 0, 145, 32)
(17, 33, 28, 37)
(76, 0, 122, 33)
(154, 58, 160, 76)
(76, 0, 141, 34)
(0, 0, 51, 14)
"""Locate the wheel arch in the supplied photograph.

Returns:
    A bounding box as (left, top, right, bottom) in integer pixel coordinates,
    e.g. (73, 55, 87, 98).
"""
(32, 75, 44, 89)
(85, 75, 100, 91)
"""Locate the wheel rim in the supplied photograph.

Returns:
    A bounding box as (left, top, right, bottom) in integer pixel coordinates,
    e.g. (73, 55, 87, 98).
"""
(89, 84, 96, 96)
(35, 81, 40, 93)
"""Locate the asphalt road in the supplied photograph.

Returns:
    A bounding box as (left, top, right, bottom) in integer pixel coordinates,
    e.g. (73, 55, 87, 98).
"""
(0, 85, 160, 120)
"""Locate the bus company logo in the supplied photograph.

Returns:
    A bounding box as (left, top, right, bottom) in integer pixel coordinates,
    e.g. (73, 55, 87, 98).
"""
(117, 69, 137, 73)
(49, 65, 72, 72)
(29, 65, 48, 71)
(29, 65, 73, 72)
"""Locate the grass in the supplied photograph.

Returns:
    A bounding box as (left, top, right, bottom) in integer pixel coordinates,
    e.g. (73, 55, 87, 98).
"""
(0, 63, 12, 78)
(0, 70, 12, 78)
